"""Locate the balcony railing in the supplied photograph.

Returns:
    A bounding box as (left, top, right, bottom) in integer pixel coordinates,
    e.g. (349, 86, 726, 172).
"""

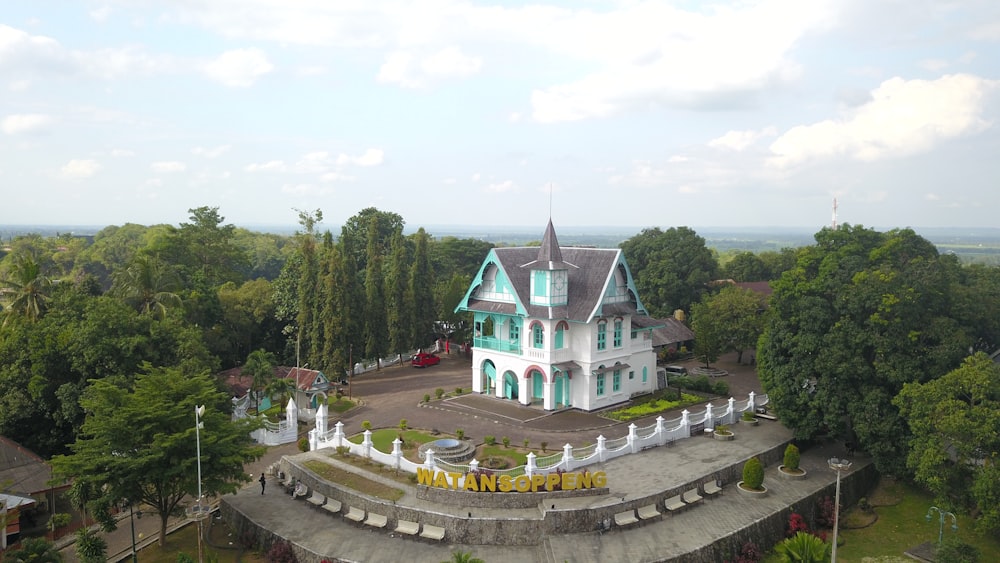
(473, 337, 521, 354)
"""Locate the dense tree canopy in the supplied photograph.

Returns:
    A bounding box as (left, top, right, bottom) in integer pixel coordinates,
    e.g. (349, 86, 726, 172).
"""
(50, 365, 263, 546)
(758, 225, 970, 474)
(894, 352, 1000, 534)
(620, 226, 719, 318)
(690, 285, 765, 367)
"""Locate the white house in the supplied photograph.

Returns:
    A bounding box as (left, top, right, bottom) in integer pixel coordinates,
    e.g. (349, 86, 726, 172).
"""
(454, 220, 662, 412)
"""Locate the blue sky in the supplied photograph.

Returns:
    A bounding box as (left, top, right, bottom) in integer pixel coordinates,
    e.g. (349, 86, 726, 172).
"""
(1, 1, 998, 230)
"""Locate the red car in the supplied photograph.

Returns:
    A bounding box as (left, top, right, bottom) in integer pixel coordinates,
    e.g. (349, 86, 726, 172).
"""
(411, 352, 441, 368)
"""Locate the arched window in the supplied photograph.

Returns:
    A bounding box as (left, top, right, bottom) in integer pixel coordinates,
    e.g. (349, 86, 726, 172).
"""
(554, 322, 567, 349)
(597, 321, 607, 351)
(613, 318, 623, 348)
(613, 363, 622, 392)
(596, 365, 606, 396)
(531, 322, 544, 349)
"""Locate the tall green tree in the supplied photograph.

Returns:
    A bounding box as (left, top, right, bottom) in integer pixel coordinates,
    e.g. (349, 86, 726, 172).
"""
(339, 207, 404, 273)
(409, 228, 436, 348)
(689, 299, 724, 368)
(758, 225, 969, 474)
(50, 365, 264, 547)
(386, 232, 413, 361)
(619, 227, 719, 317)
(894, 352, 1000, 534)
(364, 218, 388, 367)
(293, 210, 322, 367)
(110, 254, 181, 317)
(1, 253, 52, 324)
(692, 285, 765, 365)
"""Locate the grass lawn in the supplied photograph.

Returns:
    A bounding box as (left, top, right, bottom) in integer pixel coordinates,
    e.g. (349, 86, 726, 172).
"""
(304, 459, 406, 501)
(136, 519, 264, 562)
(478, 444, 530, 466)
(327, 397, 356, 414)
(834, 480, 1000, 562)
(763, 478, 1000, 562)
(347, 428, 440, 453)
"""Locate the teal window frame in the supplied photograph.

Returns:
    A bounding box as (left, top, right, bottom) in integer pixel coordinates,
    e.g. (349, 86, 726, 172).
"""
(628, 370, 634, 380)
(532, 323, 544, 349)
(596, 373, 605, 395)
(642, 366, 647, 383)
(509, 322, 519, 342)
(533, 270, 547, 297)
(597, 322, 606, 351)
(554, 324, 565, 349)
(613, 319, 622, 348)
(613, 369, 621, 392)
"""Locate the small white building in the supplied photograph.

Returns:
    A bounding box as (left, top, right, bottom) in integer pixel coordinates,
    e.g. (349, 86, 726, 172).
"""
(455, 221, 662, 412)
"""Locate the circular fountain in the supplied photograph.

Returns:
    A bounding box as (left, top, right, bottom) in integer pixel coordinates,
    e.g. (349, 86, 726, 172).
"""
(418, 437, 477, 464)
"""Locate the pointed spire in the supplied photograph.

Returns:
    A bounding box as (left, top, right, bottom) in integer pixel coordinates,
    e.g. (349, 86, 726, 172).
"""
(537, 219, 563, 264)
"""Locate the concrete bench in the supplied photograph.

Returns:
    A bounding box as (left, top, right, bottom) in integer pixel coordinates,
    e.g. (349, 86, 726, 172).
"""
(420, 524, 446, 541)
(394, 520, 420, 535)
(756, 412, 778, 421)
(322, 499, 342, 514)
(344, 506, 366, 523)
(703, 480, 722, 497)
(637, 504, 661, 520)
(614, 509, 639, 527)
(682, 488, 704, 505)
(665, 495, 686, 512)
(364, 512, 388, 528)
(306, 493, 325, 507)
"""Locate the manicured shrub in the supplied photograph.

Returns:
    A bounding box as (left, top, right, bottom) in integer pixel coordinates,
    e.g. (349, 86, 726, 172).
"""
(783, 444, 800, 471)
(456, 429, 465, 440)
(362, 420, 372, 431)
(435, 388, 445, 399)
(936, 537, 980, 563)
(399, 419, 408, 431)
(455, 387, 463, 395)
(297, 437, 310, 452)
(786, 512, 808, 537)
(742, 457, 764, 490)
(423, 393, 431, 403)
(335, 445, 350, 457)
(502, 436, 511, 448)
(484, 435, 496, 446)
(540, 441, 548, 453)
(742, 409, 756, 421)
(523, 438, 530, 448)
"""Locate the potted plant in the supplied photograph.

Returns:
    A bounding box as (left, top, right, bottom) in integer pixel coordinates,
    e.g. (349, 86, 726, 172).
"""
(741, 409, 759, 426)
(713, 424, 735, 441)
(778, 444, 807, 479)
(737, 456, 767, 496)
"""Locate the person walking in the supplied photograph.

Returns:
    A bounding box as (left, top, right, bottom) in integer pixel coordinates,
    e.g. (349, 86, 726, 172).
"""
(259, 472, 266, 495)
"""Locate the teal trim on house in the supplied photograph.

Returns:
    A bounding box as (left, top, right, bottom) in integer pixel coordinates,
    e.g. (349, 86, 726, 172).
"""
(474, 312, 522, 353)
(454, 250, 527, 316)
(597, 321, 607, 350)
(531, 370, 543, 399)
(554, 324, 565, 349)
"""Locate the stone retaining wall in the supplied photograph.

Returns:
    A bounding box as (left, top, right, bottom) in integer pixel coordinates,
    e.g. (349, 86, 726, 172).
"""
(417, 481, 608, 508)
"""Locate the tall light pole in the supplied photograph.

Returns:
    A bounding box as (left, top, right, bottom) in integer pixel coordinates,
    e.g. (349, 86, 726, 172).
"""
(128, 503, 138, 563)
(828, 457, 852, 562)
(926, 506, 958, 545)
(194, 405, 206, 563)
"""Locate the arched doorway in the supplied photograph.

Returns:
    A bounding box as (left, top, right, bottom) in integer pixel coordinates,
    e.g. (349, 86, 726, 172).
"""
(482, 360, 496, 393)
(554, 372, 570, 407)
(530, 369, 544, 401)
(503, 371, 518, 400)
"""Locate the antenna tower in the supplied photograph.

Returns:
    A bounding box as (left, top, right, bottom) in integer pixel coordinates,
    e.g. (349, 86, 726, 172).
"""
(832, 197, 838, 230)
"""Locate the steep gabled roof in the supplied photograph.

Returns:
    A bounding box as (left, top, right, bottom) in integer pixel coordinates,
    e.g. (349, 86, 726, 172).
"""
(0, 436, 60, 496)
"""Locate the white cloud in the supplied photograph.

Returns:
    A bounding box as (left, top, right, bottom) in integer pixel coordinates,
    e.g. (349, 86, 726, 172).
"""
(708, 127, 777, 151)
(320, 171, 354, 183)
(151, 161, 186, 173)
(769, 74, 997, 168)
(281, 183, 331, 195)
(60, 159, 101, 179)
(246, 160, 286, 172)
(8, 79, 30, 91)
(110, 148, 134, 157)
(667, 155, 690, 163)
(377, 46, 481, 88)
(1, 113, 54, 134)
(925, 193, 940, 201)
(471, 173, 481, 182)
(90, 5, 112, 23)
(202, 48, 273, 87)
(192, 144, 231, 158)
(485, 180, 515, 193)
(335, 148, 384, 167)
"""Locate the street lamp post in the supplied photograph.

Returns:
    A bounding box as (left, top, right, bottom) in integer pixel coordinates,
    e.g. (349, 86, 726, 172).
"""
(195, 405, 206, 563)
(128, 503, 137, 563)
(925, 506, 958, 545)
(828, 457, 852, 562)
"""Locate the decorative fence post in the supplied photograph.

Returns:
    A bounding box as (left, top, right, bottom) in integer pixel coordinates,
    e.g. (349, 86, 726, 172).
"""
(628, 423, 638, 453)
(704, 403, 714, 430)
(362, 429, 373, 458)
(526, 452, 536, 478)
(655, 416, 666, 446)
(315, 403, 328, 435)
(424, 449, 437, 482)
(469, 459, 479, 474)
(562, 443, 574, 472)
(748, 391, 756, 413)
(596, 435, 607, 463)
(333, 421, 345, 449)
(391, 437, 403, 470)
(727, 397, 736, 424)
(680, 409, 690, 440)
(308, 428, 317, 451)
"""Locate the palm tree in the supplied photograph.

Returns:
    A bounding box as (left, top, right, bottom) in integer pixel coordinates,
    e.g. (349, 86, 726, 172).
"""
(1, 253, 52, 325)
(4, 536, 63, 562)
(110, 254, 181, 317)
(441, 551, 485, 563)
(244, 349, 276, 412)
(265, 377, 297, 414)
(775, 531, 831, 563)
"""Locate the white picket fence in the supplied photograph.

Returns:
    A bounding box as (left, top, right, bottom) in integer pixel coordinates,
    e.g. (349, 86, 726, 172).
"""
(308, 392, 768, 487)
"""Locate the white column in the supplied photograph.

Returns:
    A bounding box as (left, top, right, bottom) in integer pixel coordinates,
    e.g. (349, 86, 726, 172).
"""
(519, 376, 531, 406)
(543, 379, 555, 411)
